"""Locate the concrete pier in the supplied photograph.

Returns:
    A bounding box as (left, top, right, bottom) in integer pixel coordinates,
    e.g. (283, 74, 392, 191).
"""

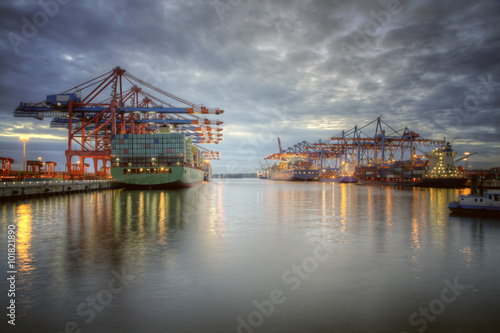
(0, 179, 120, 201)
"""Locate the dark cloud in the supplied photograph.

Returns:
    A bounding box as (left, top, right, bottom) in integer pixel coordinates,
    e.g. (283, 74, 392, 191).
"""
(0, 0, 499, 171)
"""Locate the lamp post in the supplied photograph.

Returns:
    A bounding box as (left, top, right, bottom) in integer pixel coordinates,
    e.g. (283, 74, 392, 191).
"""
(20, 136, 29, 172)
(464, 152, 470, 175)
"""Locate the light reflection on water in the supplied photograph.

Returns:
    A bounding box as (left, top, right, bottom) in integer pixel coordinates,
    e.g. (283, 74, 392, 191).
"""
(0, 180, 499, 333)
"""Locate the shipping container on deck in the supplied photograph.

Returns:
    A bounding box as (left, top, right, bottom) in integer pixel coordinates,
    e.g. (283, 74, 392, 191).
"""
(111, 133, 194, 168)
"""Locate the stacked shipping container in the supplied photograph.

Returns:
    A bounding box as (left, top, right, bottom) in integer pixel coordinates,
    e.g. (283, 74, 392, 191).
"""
(355, 162, 427, 180)
(111, 133, 194, 168)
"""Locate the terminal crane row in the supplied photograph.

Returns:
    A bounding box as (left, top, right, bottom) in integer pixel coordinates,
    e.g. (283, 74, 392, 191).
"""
(265, 116, 446, 170)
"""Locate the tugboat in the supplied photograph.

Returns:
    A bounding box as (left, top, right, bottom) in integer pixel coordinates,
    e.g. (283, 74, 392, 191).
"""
(449, 176, 500, 216)
(257, 171, 268, 179)
(256, 161, 268, 179)
(203, 160, 212, 181)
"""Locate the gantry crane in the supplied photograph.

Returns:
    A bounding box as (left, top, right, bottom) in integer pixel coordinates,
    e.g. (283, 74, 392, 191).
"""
(14, 66, 224, 176)
(265, 116, 445, 170)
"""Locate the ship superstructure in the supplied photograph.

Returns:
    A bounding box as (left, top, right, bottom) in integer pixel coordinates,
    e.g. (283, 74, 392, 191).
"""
(417, 142, 467, 187)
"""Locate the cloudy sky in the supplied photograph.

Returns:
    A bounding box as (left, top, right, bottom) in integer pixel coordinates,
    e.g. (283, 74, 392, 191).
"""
(1, 0, 499, 173)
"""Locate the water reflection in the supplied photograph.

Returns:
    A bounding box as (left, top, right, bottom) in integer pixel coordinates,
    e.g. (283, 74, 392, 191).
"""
(1, 181, 500, 332)
(15, 204, 35, 313)
(16, 204, 33, 273)
(410, 217, 422, 276)
(449, 214, 500, 273)
(207, 181, 225, 237)
(340, 184, 348, 222)
(112, 188, 203, 245)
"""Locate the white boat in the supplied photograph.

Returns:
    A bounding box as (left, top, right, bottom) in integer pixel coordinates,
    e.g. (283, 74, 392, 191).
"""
(448, 190, 500, 216)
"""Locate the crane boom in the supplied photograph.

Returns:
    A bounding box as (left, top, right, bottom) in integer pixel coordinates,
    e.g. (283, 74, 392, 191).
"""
(455, 152, 477, 163)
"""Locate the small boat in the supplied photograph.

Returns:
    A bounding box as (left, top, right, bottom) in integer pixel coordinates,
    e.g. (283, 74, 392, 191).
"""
(257, 171, 268, 179)
(203, 161, 212, 181)
(256, 161, 268, 179)
(448, 177, 500, 216)
(448, 190, 500, 216)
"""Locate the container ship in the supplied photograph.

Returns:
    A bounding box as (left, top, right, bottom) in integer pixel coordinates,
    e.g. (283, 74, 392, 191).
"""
(356, 142, 467, 188)
(320, 162, 358, 183)
(264, 138, 320, 181)
(269, 156, 320, 181)
(110, 128, 206, 188)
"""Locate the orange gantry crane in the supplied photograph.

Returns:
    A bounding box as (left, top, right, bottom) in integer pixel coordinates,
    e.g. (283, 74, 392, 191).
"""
(14, 67, 223, 177)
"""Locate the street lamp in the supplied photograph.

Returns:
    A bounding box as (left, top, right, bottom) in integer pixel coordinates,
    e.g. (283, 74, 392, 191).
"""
(20, 136, 29, 172)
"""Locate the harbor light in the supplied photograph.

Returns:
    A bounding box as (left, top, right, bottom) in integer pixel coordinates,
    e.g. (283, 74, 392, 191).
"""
(20, 136, 29, 172)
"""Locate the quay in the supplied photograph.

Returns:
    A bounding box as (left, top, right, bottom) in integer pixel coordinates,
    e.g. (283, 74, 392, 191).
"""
(0, 179, 119, 202)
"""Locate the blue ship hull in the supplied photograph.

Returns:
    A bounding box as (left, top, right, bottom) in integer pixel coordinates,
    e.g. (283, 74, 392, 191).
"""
(270, 169, 319, 181)
(321, 176, 358, 183)
(448, 203, 500, 216)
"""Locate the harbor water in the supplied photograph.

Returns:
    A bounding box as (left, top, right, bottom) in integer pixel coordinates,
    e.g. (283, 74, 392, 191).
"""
(1, 179, 499, 333)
